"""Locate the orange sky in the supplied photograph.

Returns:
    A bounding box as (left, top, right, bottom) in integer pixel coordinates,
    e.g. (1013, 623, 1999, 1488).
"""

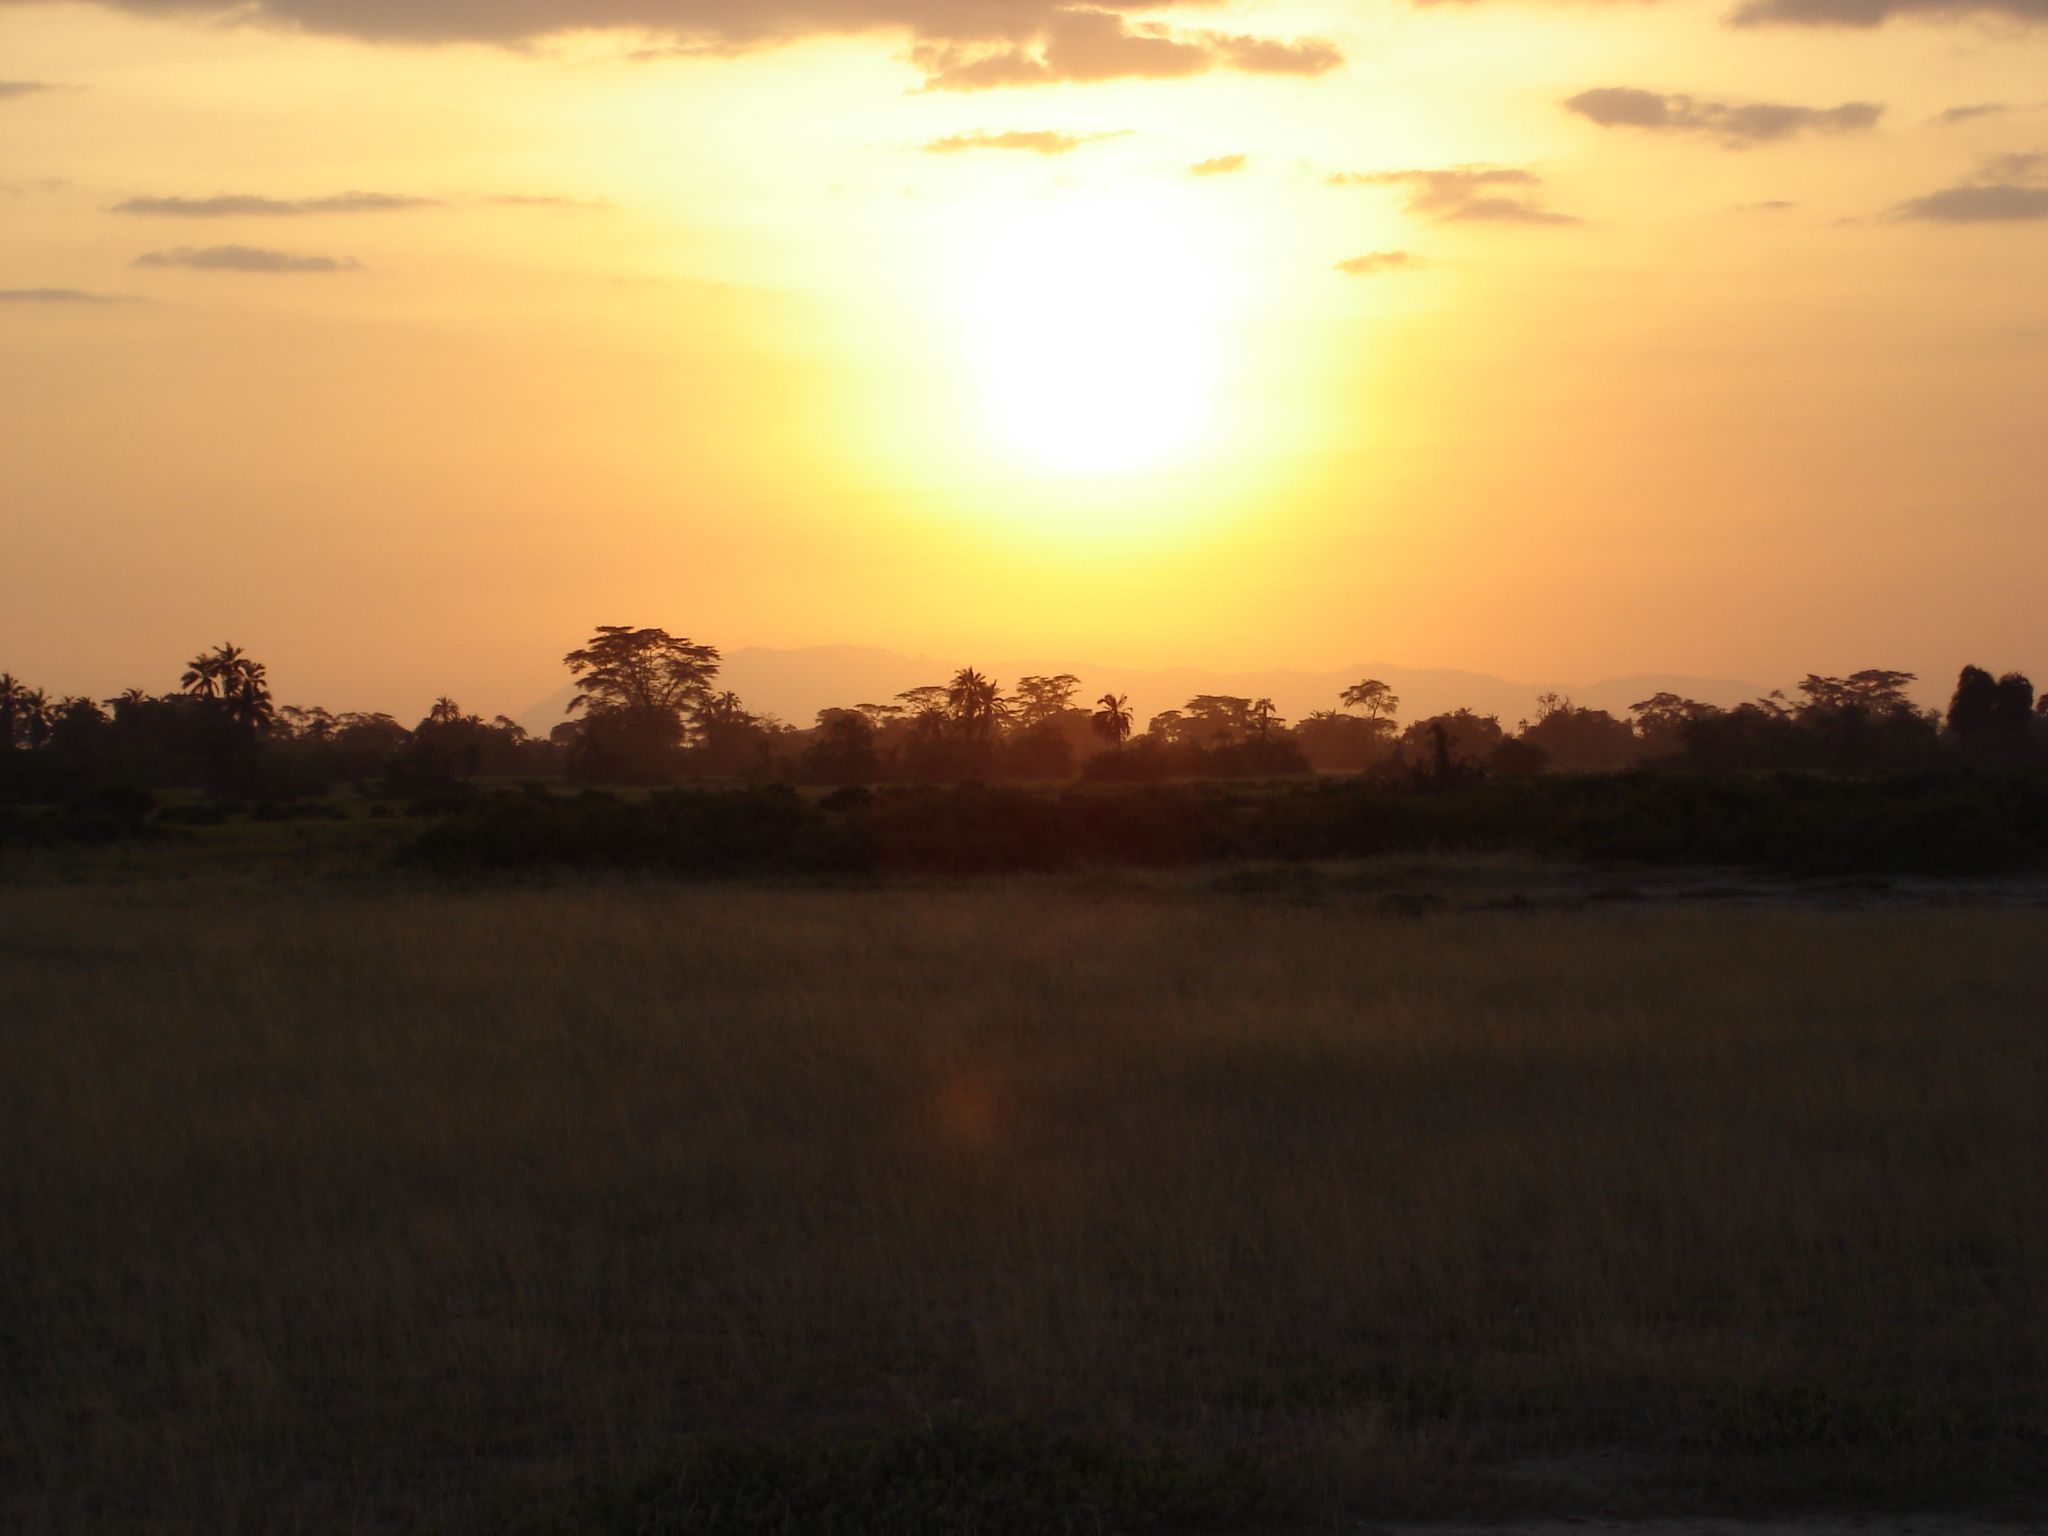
(3, 0, 2046, 719)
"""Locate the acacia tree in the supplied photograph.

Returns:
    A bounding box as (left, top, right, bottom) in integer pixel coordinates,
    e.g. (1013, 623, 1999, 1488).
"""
(564, 626, 722, 721)
(1341, 678, 1400, 722)
(1012, 674, 1081, 729)
(562, 625, 721, 782)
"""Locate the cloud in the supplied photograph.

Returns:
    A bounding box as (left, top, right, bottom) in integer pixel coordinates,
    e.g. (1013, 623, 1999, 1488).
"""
(0, 79, 60, 99)
(1728, 0, 2048, 25)
(1936, 102, 2009, 125)
(1334, 250, 1420, 275)
(1564, 87, 1883, 146)
(132, 244, 362, 272)
(0, 287, 129, 302)
(0, 0, 1340, 91)
(486, 193, 612, 208)
(1889, 149, 2048, 220)
(1189, 154, 1246, 177)
(1980, 150, 2047, 179)
(112, 190, 440, 216)
(921, 129, 1120, 155)
(1890, 183, 2048, 220)
(1330, 166, 1580, 225)
(909, 10, 1339, 91)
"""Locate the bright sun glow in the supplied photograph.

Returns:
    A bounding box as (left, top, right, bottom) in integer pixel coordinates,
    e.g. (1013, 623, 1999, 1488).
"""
(959, 195, 1227, 477)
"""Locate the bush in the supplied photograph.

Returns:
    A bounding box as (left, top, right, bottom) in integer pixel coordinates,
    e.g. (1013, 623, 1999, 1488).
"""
(396, 771, 2048, 881)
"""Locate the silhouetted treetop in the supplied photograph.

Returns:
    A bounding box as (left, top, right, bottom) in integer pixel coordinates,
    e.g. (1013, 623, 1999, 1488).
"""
(563, 626, 720, 719)
(1340, 678, 1400, 720)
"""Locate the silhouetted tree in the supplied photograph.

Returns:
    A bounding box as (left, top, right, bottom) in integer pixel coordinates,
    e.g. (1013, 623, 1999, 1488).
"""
(800, 710, 880, 784)
(18, 687, 54, 751)
(946, 668, 1006, 738)
(1340, 678, 1400, 722)
(562, 625, 720, 782)
(1292, 709, 1394, 771)
(1091, 693, 1133, 747)
(1399, 709, 1503, 768)
(1518, 694, 1637, 770)
(0, 674, 25, 751)
(1948, 665, 2035, 746)
(1012, 674, 1081, 728)
(1629, 692, 1717, 760)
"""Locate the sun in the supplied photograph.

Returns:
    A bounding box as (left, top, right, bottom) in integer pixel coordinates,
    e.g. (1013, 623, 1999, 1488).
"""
(955, 193, 1228, 477)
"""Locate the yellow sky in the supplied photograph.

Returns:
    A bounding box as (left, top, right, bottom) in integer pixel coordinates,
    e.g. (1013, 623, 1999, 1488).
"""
(3, 0, 2046, 717)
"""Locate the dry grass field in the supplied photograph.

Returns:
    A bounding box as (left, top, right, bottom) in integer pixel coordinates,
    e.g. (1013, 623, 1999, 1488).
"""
(3, 861, 2046, 1534)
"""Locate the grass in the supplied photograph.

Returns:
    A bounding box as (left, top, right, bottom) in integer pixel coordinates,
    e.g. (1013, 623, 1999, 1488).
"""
(3, 864, 2046, 1534)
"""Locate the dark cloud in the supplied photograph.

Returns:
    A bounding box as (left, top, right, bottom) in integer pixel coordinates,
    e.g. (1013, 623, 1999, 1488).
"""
(0, 79, 60, 98)
(1189, 154, 1246, 177)
(1735, 198, 1797, 210)
(132, 244, 362, 272)
(1334, 250, 1419, 275)
(1728, 0, 2048, 25)
(908, 10, 1340, 91)
(0, 2, 1339, 90)
(1564, 87, 1883, 146)
(921, 129, 1120, 155)
(1889, 148, 2048, 220)
(1891, 183, 2048, 220)
(1330, 166, 1580, 225)
(111, 190, 442, 216)
(0, 287, 129, 302)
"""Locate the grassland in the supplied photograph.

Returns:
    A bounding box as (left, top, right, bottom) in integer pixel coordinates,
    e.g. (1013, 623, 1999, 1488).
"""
(3, 855, 2045, 1534)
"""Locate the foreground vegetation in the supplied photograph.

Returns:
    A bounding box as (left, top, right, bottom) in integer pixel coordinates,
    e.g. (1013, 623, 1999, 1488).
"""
(4, 868, 2045, 1534)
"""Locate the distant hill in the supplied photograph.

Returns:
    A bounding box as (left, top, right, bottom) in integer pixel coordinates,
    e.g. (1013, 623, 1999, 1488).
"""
(516, 644, 1768, 737)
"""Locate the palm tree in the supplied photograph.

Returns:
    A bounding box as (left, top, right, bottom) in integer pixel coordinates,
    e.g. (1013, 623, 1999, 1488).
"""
(223, 665, 274, 735)
(1090, 692, 1133, 747)
(0, 673, 23, 750)
(1250, 697, 1281, 739)
(18, 687, 53, 750)
(946, 667, 1005, 737)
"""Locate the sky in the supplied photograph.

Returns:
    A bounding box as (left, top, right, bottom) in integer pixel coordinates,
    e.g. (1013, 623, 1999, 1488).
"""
(3, 0, 2046, 720)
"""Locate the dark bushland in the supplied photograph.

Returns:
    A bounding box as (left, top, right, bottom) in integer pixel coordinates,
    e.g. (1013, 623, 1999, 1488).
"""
(398, 769, 2048, 880)
(512, 1420, 1281, 1536)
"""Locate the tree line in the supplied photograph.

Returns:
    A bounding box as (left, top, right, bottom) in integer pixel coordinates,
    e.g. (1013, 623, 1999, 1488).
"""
(4, 626, 2046, 802)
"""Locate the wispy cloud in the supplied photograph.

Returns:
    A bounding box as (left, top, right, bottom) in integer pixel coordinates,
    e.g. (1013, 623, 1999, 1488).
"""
(1189, 154, 1247, 177)
(0, 80, 62, 100)
(133, 245, 362, 273)
(485, 193, 613, 209)
(1330, 166, 1580, 225)
(1730, 0, 2048, 25)
(921, 130, 1124, 156)
(113, 191, 441, 217)
(0, 287, 131, 303)
(1564, 87, 1883, 147)
(1935, 102, 2010, 126)
(1334, 251, 1421, 276)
